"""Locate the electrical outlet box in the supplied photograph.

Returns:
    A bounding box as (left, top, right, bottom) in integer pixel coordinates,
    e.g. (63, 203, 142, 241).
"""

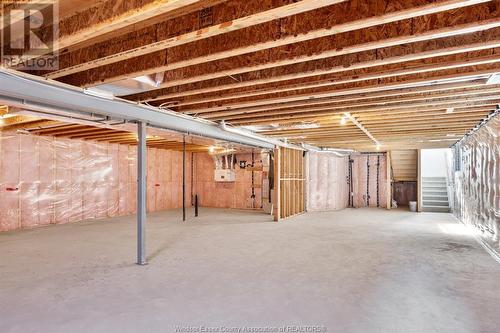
(215, 169, 236, 182)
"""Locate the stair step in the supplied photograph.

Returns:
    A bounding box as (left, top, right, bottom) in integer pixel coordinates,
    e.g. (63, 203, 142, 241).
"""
(423, 200, 449, 207)
(422, 191, 448, 195)
(422, 183, 447, 187)
(423, 189, 447, 193)
(423, 195, 449, 201)
(423, 193, 448, 197)
(423, 182, 447, 187)
(422, 205, 451, 213)
(423, 190, 447, 194)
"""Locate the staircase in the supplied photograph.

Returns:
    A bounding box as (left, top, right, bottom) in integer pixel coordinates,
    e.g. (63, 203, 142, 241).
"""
(422, 177, 450, 213)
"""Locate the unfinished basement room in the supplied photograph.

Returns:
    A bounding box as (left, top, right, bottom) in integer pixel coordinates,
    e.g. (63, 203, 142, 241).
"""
(0, 0, 499, 332)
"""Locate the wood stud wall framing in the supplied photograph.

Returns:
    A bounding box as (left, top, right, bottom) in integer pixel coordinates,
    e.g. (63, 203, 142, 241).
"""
(275, 147, 305, 220)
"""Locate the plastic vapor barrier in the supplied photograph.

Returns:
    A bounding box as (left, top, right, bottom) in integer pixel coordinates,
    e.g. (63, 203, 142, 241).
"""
(306, 152, 348, 211)
(194, 152, 265, 209)
(453, 114, 500, 254)
(0, 132, 191, 232)
(351, 154, 388, 208)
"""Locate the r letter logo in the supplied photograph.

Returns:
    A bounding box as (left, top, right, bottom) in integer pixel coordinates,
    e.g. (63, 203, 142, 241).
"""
(1, 0, 59, 70)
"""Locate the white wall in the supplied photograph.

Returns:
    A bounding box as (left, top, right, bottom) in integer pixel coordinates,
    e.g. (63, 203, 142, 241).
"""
(421, 148, 451, 177)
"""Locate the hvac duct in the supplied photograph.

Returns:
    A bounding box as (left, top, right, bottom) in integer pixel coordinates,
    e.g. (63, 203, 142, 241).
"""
(0, 69, 276, 149)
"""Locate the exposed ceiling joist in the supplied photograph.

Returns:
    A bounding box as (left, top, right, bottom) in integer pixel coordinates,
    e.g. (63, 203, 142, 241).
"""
(141, 36, 500, 103)
(4, 0, 499, 151)
(62, 0, 496, 88)
(46, 0, 346, 79)
(176, 54, 500, 113)
(178, 65, 500, 115)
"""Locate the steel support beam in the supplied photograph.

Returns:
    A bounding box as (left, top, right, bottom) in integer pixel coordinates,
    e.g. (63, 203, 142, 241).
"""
(0, 69, 276, 149)
(182, 135, 186, 222)
(137, 121, 147, 265)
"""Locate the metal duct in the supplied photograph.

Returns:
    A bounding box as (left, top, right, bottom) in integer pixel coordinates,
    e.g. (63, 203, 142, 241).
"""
(0, 69, 276, 149)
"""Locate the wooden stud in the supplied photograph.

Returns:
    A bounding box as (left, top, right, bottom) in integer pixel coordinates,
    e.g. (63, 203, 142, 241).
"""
(273, 148, 281, 221)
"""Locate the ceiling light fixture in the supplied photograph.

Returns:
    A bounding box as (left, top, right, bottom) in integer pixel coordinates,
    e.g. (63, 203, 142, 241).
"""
(486, 73, 500, 85)
(321, 148, 355, 153)
(133, 73, 164, 88)
(446, 107, 454, 113)
(83, 88, 115, 100)
(293, 123, 320, 130)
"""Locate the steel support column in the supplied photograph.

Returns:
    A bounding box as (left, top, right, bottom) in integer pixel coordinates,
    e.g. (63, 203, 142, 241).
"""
(182, 135, 186, 222)
(137, 121, 147, 265)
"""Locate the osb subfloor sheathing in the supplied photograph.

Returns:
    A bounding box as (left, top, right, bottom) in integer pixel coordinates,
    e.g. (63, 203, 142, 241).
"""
(1, 208, 499, 333)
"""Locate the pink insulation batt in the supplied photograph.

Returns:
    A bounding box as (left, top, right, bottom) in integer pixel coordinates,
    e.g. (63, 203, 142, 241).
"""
(193, 152, 265, 210)
(0, 132, 194, 232)
(306, 152, 388, 211)
(306, 152, 348, 211)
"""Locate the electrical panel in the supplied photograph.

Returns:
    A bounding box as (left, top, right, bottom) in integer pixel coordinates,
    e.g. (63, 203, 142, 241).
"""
(215, 169, 236, 182)
(212, 152, 236, 182)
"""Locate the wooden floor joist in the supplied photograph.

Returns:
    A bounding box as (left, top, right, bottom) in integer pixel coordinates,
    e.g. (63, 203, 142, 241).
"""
(127, 5, 500, 101)
(176, 65, 500, 115)
(259, 110, 495, 135)
(210, 87, 500, 121)
(46, 0, 346, 79)
(198, 80, 488, 119)
(34, 0, 212, 57)
(142, 36, 500, 103)
(226, 98, 500, 124)
(62, 0, 497, 88)
(154, 49, 499, 110)
(186, 57, 500, 119)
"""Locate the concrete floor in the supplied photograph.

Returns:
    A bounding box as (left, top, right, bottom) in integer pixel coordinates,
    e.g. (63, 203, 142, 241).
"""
(1, 208, 499, 333)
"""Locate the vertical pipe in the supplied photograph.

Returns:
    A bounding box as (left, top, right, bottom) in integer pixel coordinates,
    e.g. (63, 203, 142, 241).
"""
(366, 155, 370, 207)
(377, 155, 380, 208)
(182, 135, 186, 221)
(137, 121, 147, 265)
(304, 151, 309, 212)
(348, 156, 353, 207)
(195, 194, 198, 217)
(386, 151, 392, 210)
(269, 152, 274, 203)
(417, 149, 422, 212)
(251, 150, 255, 208)
(190, 152, 194, 206)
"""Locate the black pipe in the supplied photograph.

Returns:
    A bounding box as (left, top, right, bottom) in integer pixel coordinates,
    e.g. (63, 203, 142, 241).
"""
(348, 156, 354, 208)
(376, 155, 380, 208)
(195, 195, 199, 217)
(191, 152, 194, 206)
(251, 150, 256, 208)
(366, 156, 370, 207)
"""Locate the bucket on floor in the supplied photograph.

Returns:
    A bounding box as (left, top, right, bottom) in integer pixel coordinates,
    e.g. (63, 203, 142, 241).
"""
(409, 201, 417, 212)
